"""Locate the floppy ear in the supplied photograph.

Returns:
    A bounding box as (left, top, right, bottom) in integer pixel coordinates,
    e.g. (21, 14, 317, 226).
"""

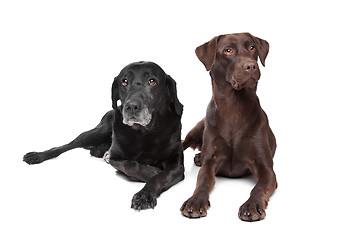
(165, 75, 183, 116)
(195, 36, 219, 71)
(251, 35, 269, 67)
(111, 77, 120, 110)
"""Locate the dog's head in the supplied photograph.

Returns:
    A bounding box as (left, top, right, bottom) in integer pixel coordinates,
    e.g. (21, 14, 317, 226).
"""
(112, 61, 183, 128)
(195, 32, 269, 90)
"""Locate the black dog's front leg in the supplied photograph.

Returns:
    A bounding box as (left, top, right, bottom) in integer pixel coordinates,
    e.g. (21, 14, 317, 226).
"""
(106, 152, 184, 210)
(107, 158, 160, 183)
(132, 155, 184, 210)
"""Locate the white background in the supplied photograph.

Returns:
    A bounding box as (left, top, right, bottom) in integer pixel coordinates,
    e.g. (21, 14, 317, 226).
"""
(1, 0, 359, 239)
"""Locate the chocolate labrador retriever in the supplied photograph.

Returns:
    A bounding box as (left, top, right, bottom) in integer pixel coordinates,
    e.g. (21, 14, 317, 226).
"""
(24, 61, 184, 210)
(181, 33, 277, 221)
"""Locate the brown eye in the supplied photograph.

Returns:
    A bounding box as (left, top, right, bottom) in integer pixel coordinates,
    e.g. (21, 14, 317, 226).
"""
(149, 79, 156, 86)
(249, 45, 256, 52)
(122, 79, 128, 86)
(224, 48, 234, 55)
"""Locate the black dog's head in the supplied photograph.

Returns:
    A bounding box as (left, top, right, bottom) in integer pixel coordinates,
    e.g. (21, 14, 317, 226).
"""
(112, 61, 183, 128)
(195, 33, 269, 90)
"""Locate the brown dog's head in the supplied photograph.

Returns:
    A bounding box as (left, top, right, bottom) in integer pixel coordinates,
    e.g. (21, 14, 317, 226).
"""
(195, 33, 269, 90)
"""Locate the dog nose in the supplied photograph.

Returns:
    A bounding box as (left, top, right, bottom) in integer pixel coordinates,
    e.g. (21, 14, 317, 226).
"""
(124, 100, 141, 115)
(244, 62, 258, 72)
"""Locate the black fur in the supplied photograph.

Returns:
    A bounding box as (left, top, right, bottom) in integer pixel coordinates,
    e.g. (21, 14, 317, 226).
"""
(24, 61, 184, 210)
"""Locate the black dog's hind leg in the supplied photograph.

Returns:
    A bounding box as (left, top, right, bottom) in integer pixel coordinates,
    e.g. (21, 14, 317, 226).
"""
(23, 127, 111, 164)
(23, 110, 114, 165)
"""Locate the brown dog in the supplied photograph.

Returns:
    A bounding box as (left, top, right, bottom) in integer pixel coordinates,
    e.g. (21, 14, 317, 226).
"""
(181, 33, 277, 221)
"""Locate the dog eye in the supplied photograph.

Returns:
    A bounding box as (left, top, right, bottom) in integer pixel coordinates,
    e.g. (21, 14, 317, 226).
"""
(249, 45, 256, 52)
(224, 48, 234, 55)
(122, 79, 128, 86)
(148, 79, 156, 86)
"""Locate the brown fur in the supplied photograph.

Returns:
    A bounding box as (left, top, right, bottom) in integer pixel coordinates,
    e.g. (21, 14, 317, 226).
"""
(181, 33, 277, 221)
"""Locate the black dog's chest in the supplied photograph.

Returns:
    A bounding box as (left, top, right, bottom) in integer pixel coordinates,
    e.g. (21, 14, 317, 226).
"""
(109, 109, 181, 167)
(130, 135, 161, 158)
(110, 124, 176, 168)
(115, 131, 162, 158)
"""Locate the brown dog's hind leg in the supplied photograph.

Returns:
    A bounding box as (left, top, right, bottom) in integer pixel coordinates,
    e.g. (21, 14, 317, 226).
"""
(239, 165, 277, 221)
(182, 118, 204, 150)
(193, 153, 202, 166)
(182, 118, 204, 166)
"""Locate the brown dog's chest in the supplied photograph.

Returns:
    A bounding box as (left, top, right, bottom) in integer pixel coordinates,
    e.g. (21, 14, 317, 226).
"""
(213, 121, 260, 177)
(205, 94, 271, 177)
(207, 93, 263, 139)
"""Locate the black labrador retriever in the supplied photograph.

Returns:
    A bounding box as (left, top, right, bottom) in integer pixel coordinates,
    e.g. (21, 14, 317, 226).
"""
(23, 61, 185, 210)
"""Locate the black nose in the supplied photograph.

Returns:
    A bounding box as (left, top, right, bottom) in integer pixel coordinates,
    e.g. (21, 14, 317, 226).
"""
(244, 62, 258, 72)
(124, 100, 141, 115)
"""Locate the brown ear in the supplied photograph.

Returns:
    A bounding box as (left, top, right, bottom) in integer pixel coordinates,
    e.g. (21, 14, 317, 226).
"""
(252, 35, 269, 67)
(195, 36, 219, 71)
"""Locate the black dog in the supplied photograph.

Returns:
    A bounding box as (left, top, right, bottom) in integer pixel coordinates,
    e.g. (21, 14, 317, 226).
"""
(24, 61, 185, 210)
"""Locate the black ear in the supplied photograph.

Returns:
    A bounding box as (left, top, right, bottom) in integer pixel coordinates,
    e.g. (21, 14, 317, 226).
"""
(165, 75, 183, 116)
(111, 76, 120, 110)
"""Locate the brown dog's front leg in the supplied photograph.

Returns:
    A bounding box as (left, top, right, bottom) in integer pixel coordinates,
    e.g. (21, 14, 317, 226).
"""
(239, 165, 277, 221)
(181, 154, 224, 218)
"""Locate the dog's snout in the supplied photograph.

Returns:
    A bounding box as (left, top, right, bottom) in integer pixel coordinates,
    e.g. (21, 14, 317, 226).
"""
(124, 100, 141, 115)
(244, 62, 258, 72)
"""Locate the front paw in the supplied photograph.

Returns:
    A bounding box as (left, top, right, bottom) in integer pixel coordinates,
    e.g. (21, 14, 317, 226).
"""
(180, 195, 210, 218)
(131, 190, 157, 210)
(238, 198, 266, 221)
(23, 152, 45, 165)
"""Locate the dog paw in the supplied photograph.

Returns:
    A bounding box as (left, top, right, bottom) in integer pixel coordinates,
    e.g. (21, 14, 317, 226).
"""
(23, 152, 45, 165)
(238, 198, 266, 221)
(194, 153, 201, 166)
(180, 195, 210, 218)
(131, 190, 157, 210)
